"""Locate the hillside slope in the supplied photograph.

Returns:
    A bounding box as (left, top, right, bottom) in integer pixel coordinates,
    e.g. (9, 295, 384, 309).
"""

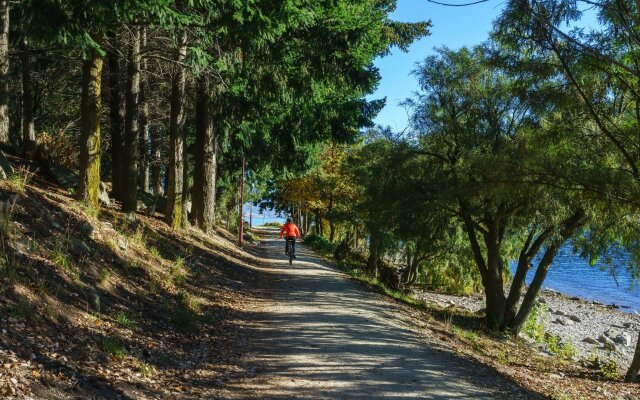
(0, 156, 261, 399)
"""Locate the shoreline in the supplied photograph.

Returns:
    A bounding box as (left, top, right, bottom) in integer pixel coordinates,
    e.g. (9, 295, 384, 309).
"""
(414, 288, 640, 370)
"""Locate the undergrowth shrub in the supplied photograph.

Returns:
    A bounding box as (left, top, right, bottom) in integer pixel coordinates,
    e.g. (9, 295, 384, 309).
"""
(36, 130, 78, 169)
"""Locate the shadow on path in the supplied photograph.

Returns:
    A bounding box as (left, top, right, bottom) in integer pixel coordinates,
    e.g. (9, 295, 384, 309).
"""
(228, 229, 544, 400)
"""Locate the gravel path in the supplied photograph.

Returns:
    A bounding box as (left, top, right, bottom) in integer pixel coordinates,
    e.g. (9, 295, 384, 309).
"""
(228, 230, 541, 399)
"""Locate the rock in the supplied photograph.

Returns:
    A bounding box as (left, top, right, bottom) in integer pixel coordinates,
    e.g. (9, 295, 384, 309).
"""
(538, 298, 547, 304)
(87, 287, 100, 313)
(554, 310, 566, 316)
(79, 220, 95, 237)
(0, 149, 14, 179)
(70, 239, 91, 256)
(568, 315, 582, 323)
(49, 164, 78, 189)
(614, 332, 632, 347)
(99, 182, 110, 206)
(582, 336, 599, 345)
(117, 238, 128, 252)
(605, 328, 620, 339)
(553, 317, 572, 326)
(599, 334, 617, 351)
(622, 322, 634, 329)
(136, 200, 147, 212)
(125, 212, 137, 223)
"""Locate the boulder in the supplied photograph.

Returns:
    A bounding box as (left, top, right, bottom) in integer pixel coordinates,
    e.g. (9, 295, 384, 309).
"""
(614, 332, 632, 347)
(0, 149, 14, 179)
(582, 336, 599, 345)
(49, 164, 78, 189)
(568, 315, 582, 323)
(553, 317, 572, 326)
(87, 287, 100, 313)
(98, 182, 110, 206)
(599, 334, 617, 351)
(70, 239, 91, 256)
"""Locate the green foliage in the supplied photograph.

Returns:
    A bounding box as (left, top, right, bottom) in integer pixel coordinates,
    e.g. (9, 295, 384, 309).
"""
(102, 336, 126, 358)
(522, 303, 548, 342)
(114, 311, 138, 330)
(304, 234, 336, 256)
(587, 353, 621, 381)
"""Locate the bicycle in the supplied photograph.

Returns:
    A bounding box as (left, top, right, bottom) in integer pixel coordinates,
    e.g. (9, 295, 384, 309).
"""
(285, 237, 295, 265)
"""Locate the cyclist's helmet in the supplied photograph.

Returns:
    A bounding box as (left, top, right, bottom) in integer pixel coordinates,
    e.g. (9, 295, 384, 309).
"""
(286, 217, 292, 223)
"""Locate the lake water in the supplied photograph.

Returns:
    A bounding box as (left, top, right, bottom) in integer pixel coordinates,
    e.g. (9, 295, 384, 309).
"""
(524, 246, 640, 313)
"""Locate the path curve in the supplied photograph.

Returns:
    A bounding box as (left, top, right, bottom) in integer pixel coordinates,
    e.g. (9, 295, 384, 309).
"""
(230, 229, 540, 399)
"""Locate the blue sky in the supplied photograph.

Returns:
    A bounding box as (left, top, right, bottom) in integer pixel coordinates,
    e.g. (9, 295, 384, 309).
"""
(368, 0, 507, 131)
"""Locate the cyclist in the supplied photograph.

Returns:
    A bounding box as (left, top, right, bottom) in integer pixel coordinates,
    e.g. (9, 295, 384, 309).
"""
(279, 217, 301, 258)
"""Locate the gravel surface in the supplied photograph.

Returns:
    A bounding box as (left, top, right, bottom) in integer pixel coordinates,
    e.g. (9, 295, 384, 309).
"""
(227, 231, 542, 399)
(416, 288, 640, 369)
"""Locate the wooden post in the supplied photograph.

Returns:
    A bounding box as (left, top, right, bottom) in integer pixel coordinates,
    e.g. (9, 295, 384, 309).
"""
(239, 157, 245, 246)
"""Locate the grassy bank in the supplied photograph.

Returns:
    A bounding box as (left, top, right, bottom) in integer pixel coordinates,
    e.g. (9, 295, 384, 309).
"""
(0, 162, 259, 399)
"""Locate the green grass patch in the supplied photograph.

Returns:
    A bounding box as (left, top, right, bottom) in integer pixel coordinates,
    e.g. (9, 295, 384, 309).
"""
(102, 336, 126, 358)
(114, 311, 138, 330)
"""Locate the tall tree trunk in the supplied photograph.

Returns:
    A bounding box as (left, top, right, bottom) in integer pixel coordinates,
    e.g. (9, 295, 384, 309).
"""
(122, 27, 140, 212)
(150, 125, 163, 195)
(626, 333, 640, 382)
(181, 120, 190, 227)
(77, 50, 104, 211)
(165, 30, 187, 228)
(507, 211, 585, 335)
(193, 77, 218, 233)
(20, 38, 36, 159)
(0, 0, 9, 145)
(108, 33, 124, 201)
(328, 193, 335, 241)
(138, 27, 149, 193)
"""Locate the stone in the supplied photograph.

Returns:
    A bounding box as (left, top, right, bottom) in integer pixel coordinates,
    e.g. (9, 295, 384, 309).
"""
(582, 336, 599, 345)
(49, 164, 78, 189)
(605, 328, 620, 339)
(98, 182, 110, 206)
(622, 322, 634, 329)
(0, 149, 14, 179)
(568, 315, 582, 323)
(117, 238, 128, 252)
(87, 287, 100, 313)
(599, 334, 617, 351)
(78, 220, 95, 237)
(553, 317, 572, 326)
(614, 332, 632, 347)
(125, 212, 137, 223)
(554, 310, 566, 316)
(70, 239, 91, 256)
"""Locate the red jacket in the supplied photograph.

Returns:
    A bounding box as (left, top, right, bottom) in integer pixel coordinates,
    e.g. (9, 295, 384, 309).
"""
(280, 222, 301, 238)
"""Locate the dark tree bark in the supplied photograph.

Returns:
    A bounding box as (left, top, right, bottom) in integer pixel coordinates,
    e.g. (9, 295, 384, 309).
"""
(108, 33, 124, 201)
(20, 38, 36, 159)
(77, 50, 104, 211)
(0, 0, 9, 144)
(507, 211, 585, 335)
(122, 27, 141, 212)
(193, 77, 218, 233)
(165, 29, 187, 228)
(138, 27, 149, 193)
(150, 125, 163, 195)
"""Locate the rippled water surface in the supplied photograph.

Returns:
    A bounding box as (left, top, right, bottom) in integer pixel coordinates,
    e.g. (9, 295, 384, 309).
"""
(524, 246, 640, 313)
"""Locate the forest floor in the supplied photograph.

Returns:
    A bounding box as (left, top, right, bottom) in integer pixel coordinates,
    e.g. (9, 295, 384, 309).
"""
(0, 156, 266, 399)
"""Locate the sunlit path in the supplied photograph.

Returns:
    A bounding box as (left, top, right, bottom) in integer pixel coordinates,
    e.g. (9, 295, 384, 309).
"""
(227, 228, 541, 399)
